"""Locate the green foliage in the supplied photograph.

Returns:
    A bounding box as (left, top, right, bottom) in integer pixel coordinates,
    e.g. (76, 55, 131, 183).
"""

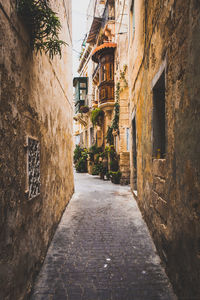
(74, 146, 88, 173)
(115, 81, 120, 102)
(92, 164, 100, 175)
(73, 145, 84, 164)
(75, 157, 87, 173)
(91, 108, 104, 126)
(105, 85, 120, 143)
(106, 126, 114, 145)
(105, 145, 119, 171)
(110, 171, 121, 184)
(17, 0, 66, 59)
(91, 162, 106, 176)
(106, 172, 110, 180)
(88, 145, 102, 162)
(120, 64, 128, 88)
(105, 145, 116, 160)
(112, 101, 120, 132)
(89, 145, 102, 154)
(109, 159, 119, 172)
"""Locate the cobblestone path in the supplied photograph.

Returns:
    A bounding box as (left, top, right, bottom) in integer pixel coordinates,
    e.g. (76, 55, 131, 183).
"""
(31, 172, 176, 300)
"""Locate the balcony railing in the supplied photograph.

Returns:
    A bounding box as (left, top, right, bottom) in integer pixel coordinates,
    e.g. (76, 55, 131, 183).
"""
(75, 100, 85, 114)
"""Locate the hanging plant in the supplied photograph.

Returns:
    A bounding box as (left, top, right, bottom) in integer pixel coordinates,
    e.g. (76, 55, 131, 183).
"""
(17, 0, 67, 59)
(91, 108, 104, 126)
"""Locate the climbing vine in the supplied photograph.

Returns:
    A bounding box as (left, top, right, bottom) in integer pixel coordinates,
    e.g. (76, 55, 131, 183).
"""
(106, 126, 114, 145)
(106, 82, 120, 145)
(17, 0, 67, 59)
(112, 100, 120, 132)
(119, 64, 128, 88)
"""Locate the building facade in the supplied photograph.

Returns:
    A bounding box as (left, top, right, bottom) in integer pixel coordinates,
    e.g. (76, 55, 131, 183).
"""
(0, 1, 73, 299)
(74, 0, 130, 184)
(128, 0, 200, 298)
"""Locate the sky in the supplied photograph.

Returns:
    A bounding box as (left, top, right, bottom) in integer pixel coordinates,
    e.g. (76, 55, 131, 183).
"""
(72, 0, 91, 76)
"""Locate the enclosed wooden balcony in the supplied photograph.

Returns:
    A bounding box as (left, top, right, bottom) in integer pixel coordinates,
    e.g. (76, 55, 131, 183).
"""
(92, 43, 116, 108)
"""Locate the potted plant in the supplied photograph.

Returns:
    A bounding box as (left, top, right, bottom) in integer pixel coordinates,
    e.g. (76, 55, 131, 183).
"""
(110, 171, 122, 184)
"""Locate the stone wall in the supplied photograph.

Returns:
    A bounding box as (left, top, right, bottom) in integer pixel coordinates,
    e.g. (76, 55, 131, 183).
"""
(115, 0, 130, 183)
(128, 0, 200, 298)
(0, 1, 74, 299)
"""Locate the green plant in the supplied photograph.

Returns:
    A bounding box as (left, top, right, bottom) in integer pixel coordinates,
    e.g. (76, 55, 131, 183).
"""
(120, 64, 128, 88)
(91, 162, 103, 175)
(106, 172, 110, 180)
(112, 101, 120, 132)
(110, 171, 121, 184)
(92, 164, 100, 175)
(105, 84, 120, 143)
(75, 157, 87, 173)
(17, 0, 66, 59)
(106, 126, 114, 145)
(105, 145, 117, 160)
(109, 159, 119, 172)
(75, 149, 88, 173)
(73, 145, 84, 164)
(91, 108, 104, 126)
(88, 145, 102, 162)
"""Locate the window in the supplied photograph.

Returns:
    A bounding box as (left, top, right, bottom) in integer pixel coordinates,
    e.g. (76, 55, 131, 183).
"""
(80, 89, 86, 100)
(109, 63, 113, 80)
(27, 137, 40, 199)
(80, 82, 86, 88)
(101, 65, 106, 82)
(100, 88, 106, 99)
(153, 71, 166, 158)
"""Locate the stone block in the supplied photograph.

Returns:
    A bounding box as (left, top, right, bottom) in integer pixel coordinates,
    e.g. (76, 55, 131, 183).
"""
(153, 176, 166, 199)
(152, 191, 168, 222)
(153, 159, 166, 179)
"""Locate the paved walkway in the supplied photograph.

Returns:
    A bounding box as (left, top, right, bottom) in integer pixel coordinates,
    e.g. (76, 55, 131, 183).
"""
(31, 173, 176, 300)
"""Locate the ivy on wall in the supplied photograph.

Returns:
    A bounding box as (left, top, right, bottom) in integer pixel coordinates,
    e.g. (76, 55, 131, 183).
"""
(17, 0, 67, 59)
(119, 64, 128, 88)
(106, 82, 120, 145)
(106, 126, 114, 145)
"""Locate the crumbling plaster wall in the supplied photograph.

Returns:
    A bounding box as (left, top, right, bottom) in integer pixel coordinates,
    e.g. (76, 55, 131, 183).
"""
(0, 1, 74, 299)
(129, 0, 200, 298)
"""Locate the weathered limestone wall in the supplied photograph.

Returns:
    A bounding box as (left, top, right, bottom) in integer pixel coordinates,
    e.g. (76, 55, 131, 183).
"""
(129, 0, 200, 298)
(115, 0, 130, 184)
(0, 1, 74, 299)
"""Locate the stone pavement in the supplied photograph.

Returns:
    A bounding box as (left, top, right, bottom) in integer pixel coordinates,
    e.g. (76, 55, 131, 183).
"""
(31, 172, 177, 300)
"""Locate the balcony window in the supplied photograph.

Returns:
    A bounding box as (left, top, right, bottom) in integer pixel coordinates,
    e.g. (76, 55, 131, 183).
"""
(80, 89, 87, 100)
(101, 65, 106, 82)
(109, 63, 113, 80)
(73, 77, 88, 102)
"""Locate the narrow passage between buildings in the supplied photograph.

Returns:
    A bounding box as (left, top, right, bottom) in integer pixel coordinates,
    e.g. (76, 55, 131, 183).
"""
(31, 172, 176, 300)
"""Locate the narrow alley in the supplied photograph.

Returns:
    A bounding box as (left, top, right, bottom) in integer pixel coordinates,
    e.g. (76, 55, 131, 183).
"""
(31, 172, 176, 300)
